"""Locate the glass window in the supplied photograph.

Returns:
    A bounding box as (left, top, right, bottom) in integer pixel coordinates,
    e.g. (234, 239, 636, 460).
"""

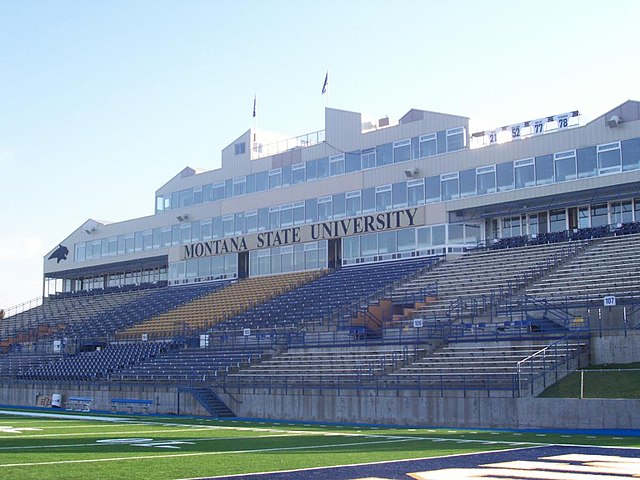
(611, 200, 633, 224)
(376, 143, 393, 167)
(419, 133, 437, 158)
(317, 157, 329, 178)
(125, 233, 135, 253)
(161, 227, 171, 247)
(459, 168, 476, 198)
(233, 177, 246, 196)
(465, 224, 481, 244)
(397, 228, 416, 251)
(281, 165, 292, 186)
(171, 225, 180, 245)
(333, 193, 346, 218)
(198, 257, 211, 277)
(293, 202, 305, 225)
(346, 191, 361, 217)
(190, 221, 201, 242)
(234, 213, 245, 234)
(245, 174, 256, 194)
(441, 172, 459, 201)
(393, 139, 411, 163)
(222, 215, 234, 237)
(135, 231, 143, 252)
(378, 231, 396, 254)
(269, 207, 280, 230)
(234, 142, 246, 155)
(425, 175, 441, 203)
(514, 158, 535, 189)
(437, 131, 447, 154)
(477, 165, 496, 195)
(202, 183, 213, 202)
(245, 210, 257, 233)
(578, 206, 590, 229)
(361, 233, 378, 256)
(143, 230, 152, 250)
(622, 138, 640, 172)
(75, 243, 85, 262)
(362, 187, 376, 213)
(292, 163, 305, 184)
(577, 146, 597, 178)
(448, 224, 464, 243)
(343, 236, 360, 260)
(554, 150, 577, 182)
(375, 185, 392, 211)
(446, 127, 465, 151)
(280, 204, 293, 227)
(329, 154, 344, 176)
(225, 179, 233, 198)
(268, 168, 282, 189)
(212, 182, 225, 200)
(549, 209, 566, 233)
(496, 161, 514, 192)
(193, 187, 203, 205)
(345, 151, 361, 173)
(432, 225, 446, 245)
(180, 223, 191, 244)
(598, 142, 622, 174)
(417, 227, 431, 249)
(317, 196, 332, 221)
(255, 171, 269, 192)
(362, 148, 376, 169)
(201, 219, 212, 240)
(306, 159, 318, 181)
(305, 198, 318, 223)
(392, 182, 407, 208)
(179, 189, 194, 208)
(407, 179, 424, 206)
(281, 246, 294, 273)
(212, 217, 222, 238)
(535, 154, 553, 185)
(258, 208, 269, 231)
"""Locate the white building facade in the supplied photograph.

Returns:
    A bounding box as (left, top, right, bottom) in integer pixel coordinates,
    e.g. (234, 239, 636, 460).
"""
(43, 101, 640, 295)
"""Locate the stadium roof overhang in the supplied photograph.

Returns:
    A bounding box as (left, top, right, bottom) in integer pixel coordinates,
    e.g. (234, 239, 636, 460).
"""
(43, 255, 168, 280)
(446, 174, 640, 223)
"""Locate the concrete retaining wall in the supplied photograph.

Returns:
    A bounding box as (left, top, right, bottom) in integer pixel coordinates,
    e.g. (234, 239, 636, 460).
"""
(221, 387, 640, 430)
(591, 330, 640, 364)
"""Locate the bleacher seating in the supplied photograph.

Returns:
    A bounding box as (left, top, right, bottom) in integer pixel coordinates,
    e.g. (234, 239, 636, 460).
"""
(18, 342, 170, 381)
(209, 257, 437, 340)
(112, 347, 264, 382)
(226, 345, 430, 386)
(524, 232, 640, 303)
(388, 240, 588, 325)
(119, 271, 322, 339)
(0, 282, 227, 349)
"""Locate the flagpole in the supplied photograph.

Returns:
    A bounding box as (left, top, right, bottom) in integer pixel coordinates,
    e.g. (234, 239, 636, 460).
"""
(253, 94, 257, 150)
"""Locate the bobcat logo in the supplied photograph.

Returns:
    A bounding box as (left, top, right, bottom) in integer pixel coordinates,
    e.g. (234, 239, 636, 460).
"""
(48, 244, 69, 263)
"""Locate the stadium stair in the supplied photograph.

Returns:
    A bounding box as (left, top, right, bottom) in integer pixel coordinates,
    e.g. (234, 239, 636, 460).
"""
(180, 387, 235, 418)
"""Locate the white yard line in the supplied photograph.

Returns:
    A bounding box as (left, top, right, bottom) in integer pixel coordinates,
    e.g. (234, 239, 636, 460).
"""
(0, 437, 417, 468)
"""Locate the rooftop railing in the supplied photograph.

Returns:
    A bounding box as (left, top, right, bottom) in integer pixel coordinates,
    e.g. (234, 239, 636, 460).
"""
(251, 130, 325, 159)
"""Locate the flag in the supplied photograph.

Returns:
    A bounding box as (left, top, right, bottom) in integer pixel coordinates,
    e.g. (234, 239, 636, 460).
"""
(321, 72, 328, 95)
(252, 94, 256, 118)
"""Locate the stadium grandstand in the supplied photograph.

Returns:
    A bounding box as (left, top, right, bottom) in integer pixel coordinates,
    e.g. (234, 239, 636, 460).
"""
(2, 100, 640, 429)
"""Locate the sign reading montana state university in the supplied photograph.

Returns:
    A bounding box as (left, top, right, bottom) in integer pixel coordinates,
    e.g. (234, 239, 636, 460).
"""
(182, 207, 423, 260)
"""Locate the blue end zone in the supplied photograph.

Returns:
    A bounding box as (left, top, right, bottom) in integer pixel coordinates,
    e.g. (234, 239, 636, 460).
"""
(207, 445, 640, 480)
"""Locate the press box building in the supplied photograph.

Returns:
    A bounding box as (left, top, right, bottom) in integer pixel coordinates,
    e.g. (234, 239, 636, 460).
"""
(43, 101, 640, 296)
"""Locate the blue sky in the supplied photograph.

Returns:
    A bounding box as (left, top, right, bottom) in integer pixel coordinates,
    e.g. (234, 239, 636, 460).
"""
(0, 0, 638, 309)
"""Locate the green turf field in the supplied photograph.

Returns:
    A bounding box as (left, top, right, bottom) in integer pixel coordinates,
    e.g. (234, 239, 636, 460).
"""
(0, 409, 639, 480)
